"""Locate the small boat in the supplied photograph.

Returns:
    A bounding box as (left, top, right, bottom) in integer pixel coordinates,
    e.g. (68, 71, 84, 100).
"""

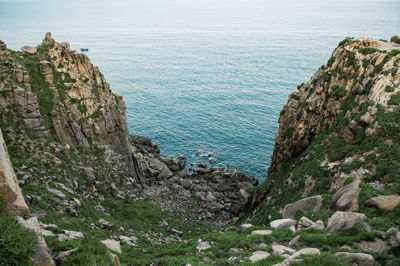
(80, 48, 89, 52)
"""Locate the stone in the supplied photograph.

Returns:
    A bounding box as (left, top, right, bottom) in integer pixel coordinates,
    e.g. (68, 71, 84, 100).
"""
(0, 129, 30, 218)
(198, 163, 207, 168)
(272, 245, 295, 256)
(289, 248, 320, 259)
(334, 252, 375, 266)
(100, 239, 121, 254)
(109, 252, 120, 266)
(21, 46, 37, 54)
(289, 235, 301, 247)
(309, 219, 325, 230)
(64, 230, 84, 239)
(282, 195, 322, 219)
(208, 201, 224, 212)
(326, 211, 367, 233)
(239, 223, 254, 232)
(55, 248, 78, 263)
(386, 227, 399, 236)
(118, 235, 137, 246)
(16, 217, 55, 266)
(390, 35, 400, 43)
(47, 188, 66, 198)
(206, 191, 217, 202)
(365, 195, 400, 212)
(238, 189, 249, 201)
(330, 179, 361, 211)
(297, 216, 315, 229)
(251, 230, 273, 236)
(270, 219, 297, 230)
(197, 241, 211, 251)
(396, 232, 400, 244)
(180, 179, 192, 189)
(249, 251, 270, 262)
(359, 112, 374, 126)
(157, 166, 174, 180)
(355, 239, 388, 253)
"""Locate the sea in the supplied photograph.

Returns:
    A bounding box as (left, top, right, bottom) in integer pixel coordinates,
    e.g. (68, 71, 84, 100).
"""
(0, 0, 399, 182)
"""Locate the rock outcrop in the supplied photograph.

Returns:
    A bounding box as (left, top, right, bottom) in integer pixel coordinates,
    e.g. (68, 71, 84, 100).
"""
(0, 33, 134, 170)
(0, 128, 30, 218)
(245, 38, 400, 225)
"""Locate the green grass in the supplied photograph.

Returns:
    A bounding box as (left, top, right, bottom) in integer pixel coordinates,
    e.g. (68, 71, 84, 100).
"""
(358, 47, 379, 55)
(0, 210, 37, 266)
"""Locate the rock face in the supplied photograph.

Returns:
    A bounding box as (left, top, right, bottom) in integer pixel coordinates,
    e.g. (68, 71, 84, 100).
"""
(365, 195, 400, 212)
(326, 211, 367, 233)
(0, 129, 30, 218)
(281, 195, 322, 219)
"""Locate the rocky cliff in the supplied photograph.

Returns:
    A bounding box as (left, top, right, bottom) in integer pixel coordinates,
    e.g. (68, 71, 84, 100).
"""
(245, 38, 400, 226)
(0, 33, 133, 169)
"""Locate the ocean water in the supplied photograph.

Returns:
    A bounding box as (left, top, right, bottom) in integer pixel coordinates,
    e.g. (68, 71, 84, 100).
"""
(1, 0, 399, 182)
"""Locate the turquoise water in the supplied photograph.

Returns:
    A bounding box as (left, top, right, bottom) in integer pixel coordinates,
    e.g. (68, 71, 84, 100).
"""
(1, 0, 399, 182)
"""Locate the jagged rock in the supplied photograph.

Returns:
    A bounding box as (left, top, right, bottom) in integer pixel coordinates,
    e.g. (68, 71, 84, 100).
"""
(249, 251, 270, 262)
(16, 216, 55, 266)
(330, 179, 361, 211)
(289, 235, 301, 247)
(55, 248, 78, 263)
(282, 195, 323, 219)
(119, 235, 137, 246)
(180, 179, 192, 189)
(47, 188, 66, 198)
(309, 219, 325, 230)
(100, 239, 121, 254)
(355, 239, 388, 253)
(21, 46, 37, 54)
(365, 195, 400, 212)
(239, 223, 254, 232)
(251, 230, 273, 235)
(109, 252, 120, 266)
(197, 241, 211, 251)
(279, 248, 320, 265)
(326, 211, 367, 233)
(359, 112, 374, 126)
(0, 40, 6, 50)
(391, 35, 400, 43)
(157, 166, 174, 180)
(297, 216, 317, 230)
(334, 252, 375, 266)
(272, 245, 295, 256)
(270, 218, 297, 230)
(386, 227, 399, 236)
(0, 129, 30, 218)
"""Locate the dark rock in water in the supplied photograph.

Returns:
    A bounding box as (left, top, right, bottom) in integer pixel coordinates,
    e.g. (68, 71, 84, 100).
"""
(209, 158, 217, 164)
(130, 135, 160, 155)
(208, 152, 214, 157)
(198, 163, 207, 168)
(195, 151, 201, 156)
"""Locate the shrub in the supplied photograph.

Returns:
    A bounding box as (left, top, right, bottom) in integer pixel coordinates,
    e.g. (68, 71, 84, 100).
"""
(385, 86, 394, 93)
(358, 47, 379, 55)
(332, 85, 346, 98)
(327, 56, 336, 67)
(388, 92, 400, 105)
